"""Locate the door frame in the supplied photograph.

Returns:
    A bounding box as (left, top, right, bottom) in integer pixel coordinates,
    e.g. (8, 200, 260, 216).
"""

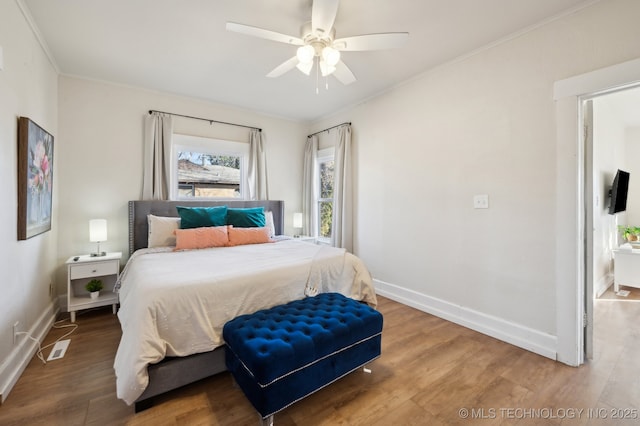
(554, 58, 640, 365)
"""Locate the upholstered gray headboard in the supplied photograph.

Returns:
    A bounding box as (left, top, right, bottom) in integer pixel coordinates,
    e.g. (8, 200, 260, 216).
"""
(128, 200, 285, 255)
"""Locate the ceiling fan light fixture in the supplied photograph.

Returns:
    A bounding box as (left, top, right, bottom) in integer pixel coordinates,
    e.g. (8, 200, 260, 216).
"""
(227, 0, 409, 87)
(319, 60, 336, 77)
(296, 60, 313, 75)
(296, 45, 315, 64)
(321, 46, 340, 67)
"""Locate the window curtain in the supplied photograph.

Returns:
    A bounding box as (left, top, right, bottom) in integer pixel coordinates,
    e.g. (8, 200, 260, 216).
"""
(142, 112, 173, 200)
(248, 129, 269, 200)
(302, 135, 318, 236)
(332, 125, 353, 252)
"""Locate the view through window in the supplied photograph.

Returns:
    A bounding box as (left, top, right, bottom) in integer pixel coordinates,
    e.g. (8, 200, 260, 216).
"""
(317, 150, 334, 240)
(177, 152, 241, 198)
(172, 134, 247, 200)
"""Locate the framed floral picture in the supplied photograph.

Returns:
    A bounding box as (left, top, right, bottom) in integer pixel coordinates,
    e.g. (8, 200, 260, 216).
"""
(17, 117, 54, 240)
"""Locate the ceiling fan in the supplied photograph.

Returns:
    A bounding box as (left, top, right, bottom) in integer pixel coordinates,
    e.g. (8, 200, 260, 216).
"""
(225, 0, 409, 87)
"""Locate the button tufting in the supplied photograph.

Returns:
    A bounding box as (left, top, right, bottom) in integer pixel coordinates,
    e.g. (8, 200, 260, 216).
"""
(223, 292, 383, 394)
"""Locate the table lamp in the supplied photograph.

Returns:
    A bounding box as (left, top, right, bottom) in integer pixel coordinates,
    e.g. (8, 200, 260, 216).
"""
(89, 219, 107, 257)
(293, 212, 303, 237)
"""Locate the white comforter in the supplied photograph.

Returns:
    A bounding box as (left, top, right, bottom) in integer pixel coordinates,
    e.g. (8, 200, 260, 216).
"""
(114, 239, 377, 405)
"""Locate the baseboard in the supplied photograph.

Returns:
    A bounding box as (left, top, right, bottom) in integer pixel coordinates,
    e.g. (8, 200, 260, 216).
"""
(594, 273, 614, 298)
(0, 300, 59, 403)
(374, 279, 557, 360)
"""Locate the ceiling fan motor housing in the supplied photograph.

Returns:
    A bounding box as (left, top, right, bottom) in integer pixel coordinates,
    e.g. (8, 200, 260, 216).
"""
(301, 22, 335, 51)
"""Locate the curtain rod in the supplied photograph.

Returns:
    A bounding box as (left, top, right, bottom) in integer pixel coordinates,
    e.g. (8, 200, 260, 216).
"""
(307, 122, 351, 138)
(148, 109, 261, 132)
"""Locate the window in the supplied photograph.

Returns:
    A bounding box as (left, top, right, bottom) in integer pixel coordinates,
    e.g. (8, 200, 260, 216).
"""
(171, 134, 248, 200)
(316, 148, 335, 241)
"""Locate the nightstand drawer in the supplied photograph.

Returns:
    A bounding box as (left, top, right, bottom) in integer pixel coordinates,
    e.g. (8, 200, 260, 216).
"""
(70, 260, 118, 279)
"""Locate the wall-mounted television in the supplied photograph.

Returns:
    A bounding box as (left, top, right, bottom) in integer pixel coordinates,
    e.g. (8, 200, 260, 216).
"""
(608, 169, 630, 215)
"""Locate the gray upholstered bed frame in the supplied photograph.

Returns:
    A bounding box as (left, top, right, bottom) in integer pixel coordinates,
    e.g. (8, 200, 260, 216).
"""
(127, 199, 285, 412)
(128, 199, 285, 255)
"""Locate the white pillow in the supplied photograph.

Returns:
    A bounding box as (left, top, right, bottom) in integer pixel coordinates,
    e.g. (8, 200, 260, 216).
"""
(147, 214, 181, 247)
(265, 211, 276, 237)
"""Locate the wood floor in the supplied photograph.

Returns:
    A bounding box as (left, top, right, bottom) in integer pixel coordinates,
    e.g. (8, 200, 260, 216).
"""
(1, 295, 639, 425)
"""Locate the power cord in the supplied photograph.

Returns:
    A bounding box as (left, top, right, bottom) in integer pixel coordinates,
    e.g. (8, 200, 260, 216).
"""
(16, 305, 111, 364)
(16, 317, 78, 365)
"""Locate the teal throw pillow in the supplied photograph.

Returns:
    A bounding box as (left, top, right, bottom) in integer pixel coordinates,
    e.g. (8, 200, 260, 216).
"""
(227, 207, 266, 228)
(177, 205, 228, 229)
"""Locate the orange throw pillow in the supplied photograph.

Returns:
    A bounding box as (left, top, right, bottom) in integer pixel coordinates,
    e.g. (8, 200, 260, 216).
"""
(227, 226, 272, 246)
(174, 226, 229, 250)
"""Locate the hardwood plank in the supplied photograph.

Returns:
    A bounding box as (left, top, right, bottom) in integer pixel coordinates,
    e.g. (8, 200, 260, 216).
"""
(1, 296, 639, 425)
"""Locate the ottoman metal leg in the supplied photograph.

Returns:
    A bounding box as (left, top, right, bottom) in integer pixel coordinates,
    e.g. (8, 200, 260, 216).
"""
(259, 414, 274, 426)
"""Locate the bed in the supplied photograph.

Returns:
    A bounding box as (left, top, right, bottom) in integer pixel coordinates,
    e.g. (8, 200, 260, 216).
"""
(115, 200, 377, 411)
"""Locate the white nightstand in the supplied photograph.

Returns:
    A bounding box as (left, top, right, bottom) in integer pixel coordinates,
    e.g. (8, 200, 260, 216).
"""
(66, 252, 122, 322)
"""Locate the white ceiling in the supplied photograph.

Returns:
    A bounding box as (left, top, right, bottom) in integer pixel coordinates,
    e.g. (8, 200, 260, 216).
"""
(23, 0, 596, 122)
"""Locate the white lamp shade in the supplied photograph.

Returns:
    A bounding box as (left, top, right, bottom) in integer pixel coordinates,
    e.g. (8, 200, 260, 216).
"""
(89, 219, 108, 242)
(296, 45, 315, 64)
(293, 212, 303, 229)
(320, 60, 336, 77)
(296, 61, 313, 75)
(321, 46, 340, 66)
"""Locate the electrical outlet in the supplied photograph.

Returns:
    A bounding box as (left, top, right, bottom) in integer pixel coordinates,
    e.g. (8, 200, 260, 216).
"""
(473, 194, 489, 209)
(13, 321, 19, 344)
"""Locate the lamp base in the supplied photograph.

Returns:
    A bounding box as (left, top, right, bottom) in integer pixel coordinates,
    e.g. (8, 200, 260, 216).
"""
(90, 252, 106, 257)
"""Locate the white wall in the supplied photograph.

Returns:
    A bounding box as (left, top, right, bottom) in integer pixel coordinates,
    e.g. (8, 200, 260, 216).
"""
(624, 127, 640, 224)
(592, 99, 627, 296)
(55, 76, 308, 293)
(310, 0, 640, 360)
(0, 0, 59, 401)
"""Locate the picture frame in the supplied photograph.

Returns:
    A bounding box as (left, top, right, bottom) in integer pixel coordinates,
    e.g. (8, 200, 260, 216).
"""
(17, 117, 54, 240)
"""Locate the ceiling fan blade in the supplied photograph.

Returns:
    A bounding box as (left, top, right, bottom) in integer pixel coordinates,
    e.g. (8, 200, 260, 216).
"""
(312, 0, 339, 37)
(266, 57, 299, 78)
(332, 60, 356, 85)
(226, 22, 303, 46)
(333, 32, 409, 51)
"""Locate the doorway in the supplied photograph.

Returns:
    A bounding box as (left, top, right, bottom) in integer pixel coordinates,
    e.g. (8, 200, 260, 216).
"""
(586, 86, 640, 359)
(553, 57, 640, 366)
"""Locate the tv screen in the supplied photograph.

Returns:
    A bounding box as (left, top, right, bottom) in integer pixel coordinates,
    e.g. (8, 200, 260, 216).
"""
(608, 169, 630, 215)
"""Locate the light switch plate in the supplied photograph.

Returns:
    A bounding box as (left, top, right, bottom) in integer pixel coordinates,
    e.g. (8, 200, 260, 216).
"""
(47, 339, 70, 361)
(473, 194, 489, 209)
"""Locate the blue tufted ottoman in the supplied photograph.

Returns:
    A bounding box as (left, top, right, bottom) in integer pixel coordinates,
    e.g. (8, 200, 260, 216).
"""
(223, 293, 383, 423)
